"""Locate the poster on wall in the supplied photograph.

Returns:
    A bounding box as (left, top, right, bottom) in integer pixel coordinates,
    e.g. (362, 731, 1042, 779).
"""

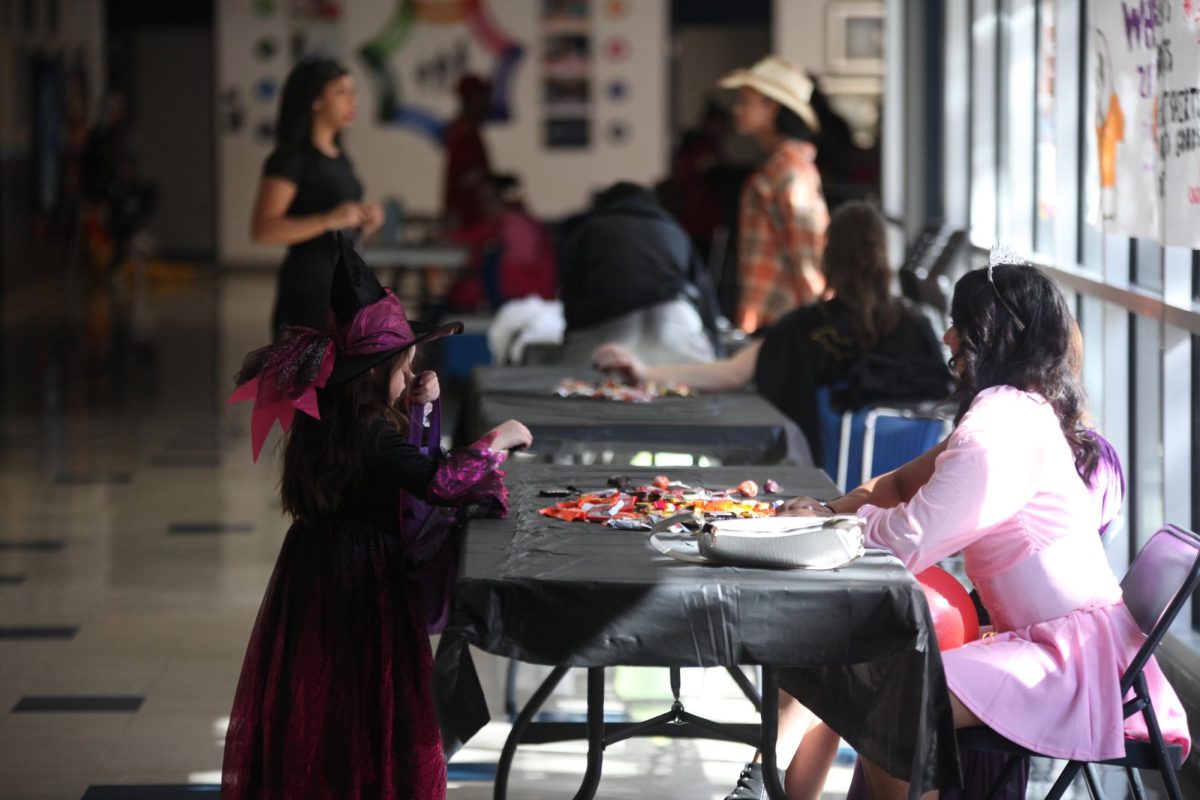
(1087, 0, 1200, 248)
(541, 0, 592, 148)
(357, 0, 524, 143)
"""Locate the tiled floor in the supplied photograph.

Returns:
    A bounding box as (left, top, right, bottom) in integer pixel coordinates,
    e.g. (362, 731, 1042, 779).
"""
(0, 265, 1174, 798)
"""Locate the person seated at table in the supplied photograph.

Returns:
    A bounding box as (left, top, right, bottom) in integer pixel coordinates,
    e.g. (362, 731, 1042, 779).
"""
(444, 173, 558, 312)
(592, 201, 951, 468)
(558, 181, 723, 366)
(761, 313, 1129, 800)
(780, 255, 1190, 799)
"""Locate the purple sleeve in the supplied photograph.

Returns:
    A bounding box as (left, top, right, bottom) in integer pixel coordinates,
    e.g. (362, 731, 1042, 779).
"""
(426, 446, 509, 518)
(1087, 429, 1125, 536)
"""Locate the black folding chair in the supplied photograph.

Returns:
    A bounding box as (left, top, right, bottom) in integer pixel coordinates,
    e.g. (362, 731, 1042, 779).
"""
(957, 523, 1200, 800)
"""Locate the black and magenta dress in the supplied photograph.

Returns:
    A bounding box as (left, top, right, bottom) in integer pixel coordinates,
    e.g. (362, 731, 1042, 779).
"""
(221, 409, 506, 800)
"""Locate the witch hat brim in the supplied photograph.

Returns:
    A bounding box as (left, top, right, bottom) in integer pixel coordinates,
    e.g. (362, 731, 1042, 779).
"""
(323, 232, 464, 386)
(326, 319, 464, 386)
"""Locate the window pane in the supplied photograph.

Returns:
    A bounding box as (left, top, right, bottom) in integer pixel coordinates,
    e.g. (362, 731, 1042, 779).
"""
(1034, 0, 1056, 254)
(1192, 332, 1200, 629)
(1077, 295, 1106, 423)
(1081, 219, 1103, 269)
(1193, 250, 1200, 302)
(970, 0, 999, 244)
(1131, 314, 1163, 556)
(1133, 238, 1163, 291)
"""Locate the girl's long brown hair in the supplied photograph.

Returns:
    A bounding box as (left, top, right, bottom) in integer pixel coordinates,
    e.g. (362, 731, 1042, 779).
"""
(280, 349, 413, 523)
(821, 201, 899, 347)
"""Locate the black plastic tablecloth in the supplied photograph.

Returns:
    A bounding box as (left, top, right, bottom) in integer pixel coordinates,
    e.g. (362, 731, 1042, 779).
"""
(461, 366, 812, 466)
(434, 463, 961, 795)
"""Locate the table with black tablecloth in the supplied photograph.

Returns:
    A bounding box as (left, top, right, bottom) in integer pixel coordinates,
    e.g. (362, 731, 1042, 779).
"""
(434, 463, 960, 799)
(462, 366, 812, 466)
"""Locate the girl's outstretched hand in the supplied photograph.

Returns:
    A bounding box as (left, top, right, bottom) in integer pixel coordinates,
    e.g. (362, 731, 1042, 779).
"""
(410, 371, 440, 405)
(592, 343, 646, 384)
(483, 419, 533, 453)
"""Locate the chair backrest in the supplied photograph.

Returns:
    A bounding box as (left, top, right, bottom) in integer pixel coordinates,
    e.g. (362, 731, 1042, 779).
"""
(815, 386, 847, 486)
(859, 407, 949, 485)
(815, 388, 948, 491)
(1118, 524, 1200, 694)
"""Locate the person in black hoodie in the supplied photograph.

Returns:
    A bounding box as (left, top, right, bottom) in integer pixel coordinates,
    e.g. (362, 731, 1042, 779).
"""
(558, 182, 722, 364)
(594, 201, 951, 467)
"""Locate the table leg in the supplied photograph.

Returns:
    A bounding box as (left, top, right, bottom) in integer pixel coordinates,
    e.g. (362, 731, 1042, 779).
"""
(725, 665, 763, 712)
(494, 664, 570, 800)
(572, 667, 606, 800)
(759, 667, 788, 800)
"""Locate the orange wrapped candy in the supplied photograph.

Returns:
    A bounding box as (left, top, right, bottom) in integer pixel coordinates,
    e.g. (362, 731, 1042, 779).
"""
(652, 475, 671, 490)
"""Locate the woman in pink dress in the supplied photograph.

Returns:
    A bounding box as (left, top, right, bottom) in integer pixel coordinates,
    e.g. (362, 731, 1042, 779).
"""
(785, 256, 1189, 798)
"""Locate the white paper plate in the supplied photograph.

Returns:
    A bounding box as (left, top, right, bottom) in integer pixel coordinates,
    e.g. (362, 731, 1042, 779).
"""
(699, 516, 865, 569)
(649, 516, 865, 570)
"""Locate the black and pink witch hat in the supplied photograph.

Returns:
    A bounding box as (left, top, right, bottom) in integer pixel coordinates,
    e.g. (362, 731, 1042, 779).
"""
(229, 234, 462, 460)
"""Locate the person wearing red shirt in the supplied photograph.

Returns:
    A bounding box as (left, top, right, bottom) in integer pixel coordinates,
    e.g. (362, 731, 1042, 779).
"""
(442, 74, 493, 231)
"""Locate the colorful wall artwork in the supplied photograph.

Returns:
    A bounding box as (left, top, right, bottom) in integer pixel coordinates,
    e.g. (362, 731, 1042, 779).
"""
(359, 0, 524, 142)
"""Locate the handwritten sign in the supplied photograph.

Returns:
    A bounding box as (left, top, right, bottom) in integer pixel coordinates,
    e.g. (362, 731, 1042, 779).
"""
(1088, 0, 1200, 248)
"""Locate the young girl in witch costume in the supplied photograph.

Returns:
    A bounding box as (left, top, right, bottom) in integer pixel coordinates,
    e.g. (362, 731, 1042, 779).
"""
(222, 235, 530, 799)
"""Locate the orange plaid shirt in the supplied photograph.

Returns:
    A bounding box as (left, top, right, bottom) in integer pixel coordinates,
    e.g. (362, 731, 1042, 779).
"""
(736, 140, 829, 332)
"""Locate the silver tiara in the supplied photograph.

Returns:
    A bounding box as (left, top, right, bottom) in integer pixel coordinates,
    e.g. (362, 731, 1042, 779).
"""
(988, 242, 1028, 274)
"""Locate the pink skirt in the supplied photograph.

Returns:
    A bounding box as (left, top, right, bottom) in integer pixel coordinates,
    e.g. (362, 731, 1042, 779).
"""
(944, 599, 1190, 762)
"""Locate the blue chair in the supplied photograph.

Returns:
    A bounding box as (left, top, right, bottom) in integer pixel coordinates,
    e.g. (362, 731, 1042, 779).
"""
(439, 332, 492, 382)
(958, 523, 1200, 800)
(816, 387, 948, 491)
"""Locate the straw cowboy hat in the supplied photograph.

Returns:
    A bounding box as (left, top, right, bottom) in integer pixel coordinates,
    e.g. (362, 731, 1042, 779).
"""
(719, 56, 821, 133)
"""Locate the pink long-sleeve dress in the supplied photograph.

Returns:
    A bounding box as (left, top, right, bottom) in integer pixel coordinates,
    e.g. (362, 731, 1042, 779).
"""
(859, 385, 1190, 762)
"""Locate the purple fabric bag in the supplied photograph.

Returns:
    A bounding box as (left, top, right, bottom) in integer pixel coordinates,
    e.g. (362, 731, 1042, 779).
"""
(399, 399, 460, 635)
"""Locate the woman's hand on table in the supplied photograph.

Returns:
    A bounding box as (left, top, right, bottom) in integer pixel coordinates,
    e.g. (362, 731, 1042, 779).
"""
(778, 496, 836, 517)
(484, 419, 533, 453)
(592, 343, 646, 384)
(410, 371, 440, 405)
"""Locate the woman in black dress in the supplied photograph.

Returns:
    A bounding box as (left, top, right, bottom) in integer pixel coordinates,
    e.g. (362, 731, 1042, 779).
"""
(252, 58, 383, 336)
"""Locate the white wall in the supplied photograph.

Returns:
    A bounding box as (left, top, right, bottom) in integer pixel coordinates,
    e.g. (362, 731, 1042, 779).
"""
(674, 26, 769, 136)
(771, 0, 827, 77)
(216, 0, 669, 266)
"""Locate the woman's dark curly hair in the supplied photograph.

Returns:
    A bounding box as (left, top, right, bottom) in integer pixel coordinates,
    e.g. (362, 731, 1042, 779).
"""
(280, 348, 413, 523)
(948, 264, 1099, 483)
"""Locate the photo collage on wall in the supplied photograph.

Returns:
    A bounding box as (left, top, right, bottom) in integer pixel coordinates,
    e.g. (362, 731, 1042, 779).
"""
(542, 0, 591, 148)
(541, 0, 633, 149)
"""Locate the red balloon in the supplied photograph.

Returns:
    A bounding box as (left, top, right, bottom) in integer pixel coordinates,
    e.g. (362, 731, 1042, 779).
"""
(916, 566, 981, 651)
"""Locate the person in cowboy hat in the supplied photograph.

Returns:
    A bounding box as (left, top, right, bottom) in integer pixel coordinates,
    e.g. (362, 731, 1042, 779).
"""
(720, 56, 830, 334)
(222, 234, 530, 800)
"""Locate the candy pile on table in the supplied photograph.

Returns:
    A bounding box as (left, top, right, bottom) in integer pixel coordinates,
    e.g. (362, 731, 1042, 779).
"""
(539, 475, 782, 530)
(555, 378, 694, 403)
